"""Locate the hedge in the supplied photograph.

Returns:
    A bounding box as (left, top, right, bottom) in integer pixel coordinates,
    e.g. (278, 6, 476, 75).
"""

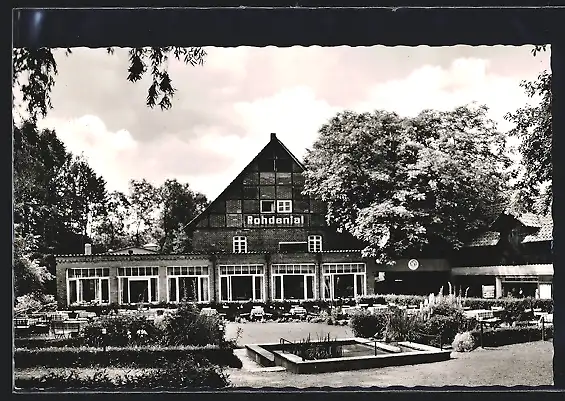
(14, 337, 82, 349)
(14, 345, 242, 369)
(470, 326, 554, 347)
(64, 296, 553, 316)
(15, 356, 230, 390)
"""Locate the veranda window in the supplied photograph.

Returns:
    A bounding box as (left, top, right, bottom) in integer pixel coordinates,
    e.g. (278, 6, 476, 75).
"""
(219, 264, 264, 302)
(67, 268, 110, 305)
(167, 266, 210, 303)
(272, 264, 315, 301)
(117, 266, 159, 304)
(322, 263, 366, 300)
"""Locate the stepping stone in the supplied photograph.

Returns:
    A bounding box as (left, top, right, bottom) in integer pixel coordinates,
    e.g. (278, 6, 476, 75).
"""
(233, 349, 286, 372)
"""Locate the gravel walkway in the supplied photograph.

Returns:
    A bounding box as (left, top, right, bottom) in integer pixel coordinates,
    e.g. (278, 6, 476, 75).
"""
(226, 341, 554, 388)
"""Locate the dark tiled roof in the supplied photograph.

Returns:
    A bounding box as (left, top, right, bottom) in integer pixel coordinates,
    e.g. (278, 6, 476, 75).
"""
(515, 213, 543, 228)
(465, 231, 501, 247)
(523, 214, 553, 243)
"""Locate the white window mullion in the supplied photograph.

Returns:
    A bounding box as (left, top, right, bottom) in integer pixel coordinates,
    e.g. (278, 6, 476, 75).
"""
(78, 280, 83, 303)
(252, 276, 256, 301)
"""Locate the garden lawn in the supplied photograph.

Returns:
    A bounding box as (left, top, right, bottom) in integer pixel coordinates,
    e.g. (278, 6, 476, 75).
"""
(227, 341, 554, 388)
(225, 322, 353, 346)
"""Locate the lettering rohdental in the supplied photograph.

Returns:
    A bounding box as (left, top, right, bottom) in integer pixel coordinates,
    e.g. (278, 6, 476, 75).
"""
(246, 215, 304, 226)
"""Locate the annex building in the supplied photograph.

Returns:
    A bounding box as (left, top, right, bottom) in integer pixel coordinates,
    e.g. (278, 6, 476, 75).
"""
(55, 133, 554, 307)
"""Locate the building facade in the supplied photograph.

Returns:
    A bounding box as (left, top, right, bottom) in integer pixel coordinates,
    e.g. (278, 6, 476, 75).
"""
(56, 133, 381, 307)
(450, 211, 553, 299)
(54, 134, 554, 307)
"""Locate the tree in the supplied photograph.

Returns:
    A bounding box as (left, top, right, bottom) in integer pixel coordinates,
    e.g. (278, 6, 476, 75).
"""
(91, 191, 132, 252)
(303, 105, 512, 264)
(127, 179, 161, 247)
(157, 179, 209, 253)
(13, 121, 109, 254)
(504, 45, 551, 214)
(61, 155, 108, 239)
(13, 121, 70, 245)
(13, 225, 54, 299)
(12, 46, 207, 121)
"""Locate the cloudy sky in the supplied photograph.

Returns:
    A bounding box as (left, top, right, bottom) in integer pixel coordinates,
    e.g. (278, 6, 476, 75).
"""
(24, 45, 550, 201)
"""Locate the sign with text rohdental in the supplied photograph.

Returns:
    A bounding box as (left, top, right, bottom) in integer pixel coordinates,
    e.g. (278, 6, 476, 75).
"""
(245, 215, 305, 227)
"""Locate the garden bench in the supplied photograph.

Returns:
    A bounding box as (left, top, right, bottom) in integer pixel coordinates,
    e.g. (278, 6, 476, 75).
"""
(478, 317, 501, 328)
(538, 313, 553, 327)
(289, 306, 307, 318)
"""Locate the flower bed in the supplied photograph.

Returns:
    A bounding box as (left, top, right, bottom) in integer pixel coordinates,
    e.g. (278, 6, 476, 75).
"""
(14, 345, 242, 369)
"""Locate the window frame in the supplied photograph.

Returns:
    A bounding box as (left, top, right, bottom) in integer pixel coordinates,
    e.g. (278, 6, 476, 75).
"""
(260, 200, 276, 213)
(66, 268, 110, 306)
(276, 199, 292, 213)
(166, 266, 210, 303)
(117, 266, 160, 305)
(271, 264, 316, 301)
(219, 264, 265, 302)
(308, 235, 323, 252)
(321, 263, 366, 300)
(233, 236, 248, 253)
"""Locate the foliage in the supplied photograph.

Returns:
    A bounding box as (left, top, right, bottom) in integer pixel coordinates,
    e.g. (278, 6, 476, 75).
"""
(13, 47, 207, 121)
(127, 179, 161, 247)
(14, 294, 56, 316)
(61, 155, 108, 238)
(358, 295, 553, 314)
(13, 226, 54, 298)
(504, 45, 551, 214)
(161, 302, 226, 347)
(416, 314, 463, 347)
(383, 307, 421, 343)
(452, 332, 476, 352)
(286, 334, 344, 361)
(14, 345, 242, 369)
(15, 357, 230, 390)
(349, 309, 387, 338)
(303, 105, 512, 263)
(80, 314, 162, 348)
(91, 191, 132, 251)
(13, 122, 106, 256)
(157, 179, 209, 253)
(471, 325, 553, 347)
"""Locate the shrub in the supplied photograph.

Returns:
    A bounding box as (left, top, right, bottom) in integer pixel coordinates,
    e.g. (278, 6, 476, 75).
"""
(349, 310, 386, 339)
(15, 356, 230, 390)
(162, 302, 226, 347)
(430, 302, 462, 317)
(418, 314, 462, 347)
(384, 308, 420, 343)
(14, 345, 242, 369)
(81, 314, 161, 347)
(452, 332, 476, 352)
(15, 337, 82, 349)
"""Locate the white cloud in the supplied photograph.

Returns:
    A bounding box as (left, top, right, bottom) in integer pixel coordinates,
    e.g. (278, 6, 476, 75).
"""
(37, 115, 139, 192)
(234, 86, 341, 160)
(352, 58, 536, 132)
(30, 47, 549, 201)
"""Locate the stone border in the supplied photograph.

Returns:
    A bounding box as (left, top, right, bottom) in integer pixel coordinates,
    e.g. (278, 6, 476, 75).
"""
(246, 338, 451, 374)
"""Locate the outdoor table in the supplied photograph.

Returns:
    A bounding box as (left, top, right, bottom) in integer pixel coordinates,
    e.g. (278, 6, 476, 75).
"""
(479, 317, 501, 328)
(464, 309, 494, 320)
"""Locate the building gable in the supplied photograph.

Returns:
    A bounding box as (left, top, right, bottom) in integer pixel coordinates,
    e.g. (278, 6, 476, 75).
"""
(188, 133, 327, 234)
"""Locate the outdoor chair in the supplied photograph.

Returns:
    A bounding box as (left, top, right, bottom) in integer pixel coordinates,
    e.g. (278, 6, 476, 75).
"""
(51, 320, 68, 338)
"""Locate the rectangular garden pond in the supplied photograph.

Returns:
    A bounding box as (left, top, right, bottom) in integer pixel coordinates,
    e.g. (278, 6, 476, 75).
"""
(245, 337, 451, 374)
